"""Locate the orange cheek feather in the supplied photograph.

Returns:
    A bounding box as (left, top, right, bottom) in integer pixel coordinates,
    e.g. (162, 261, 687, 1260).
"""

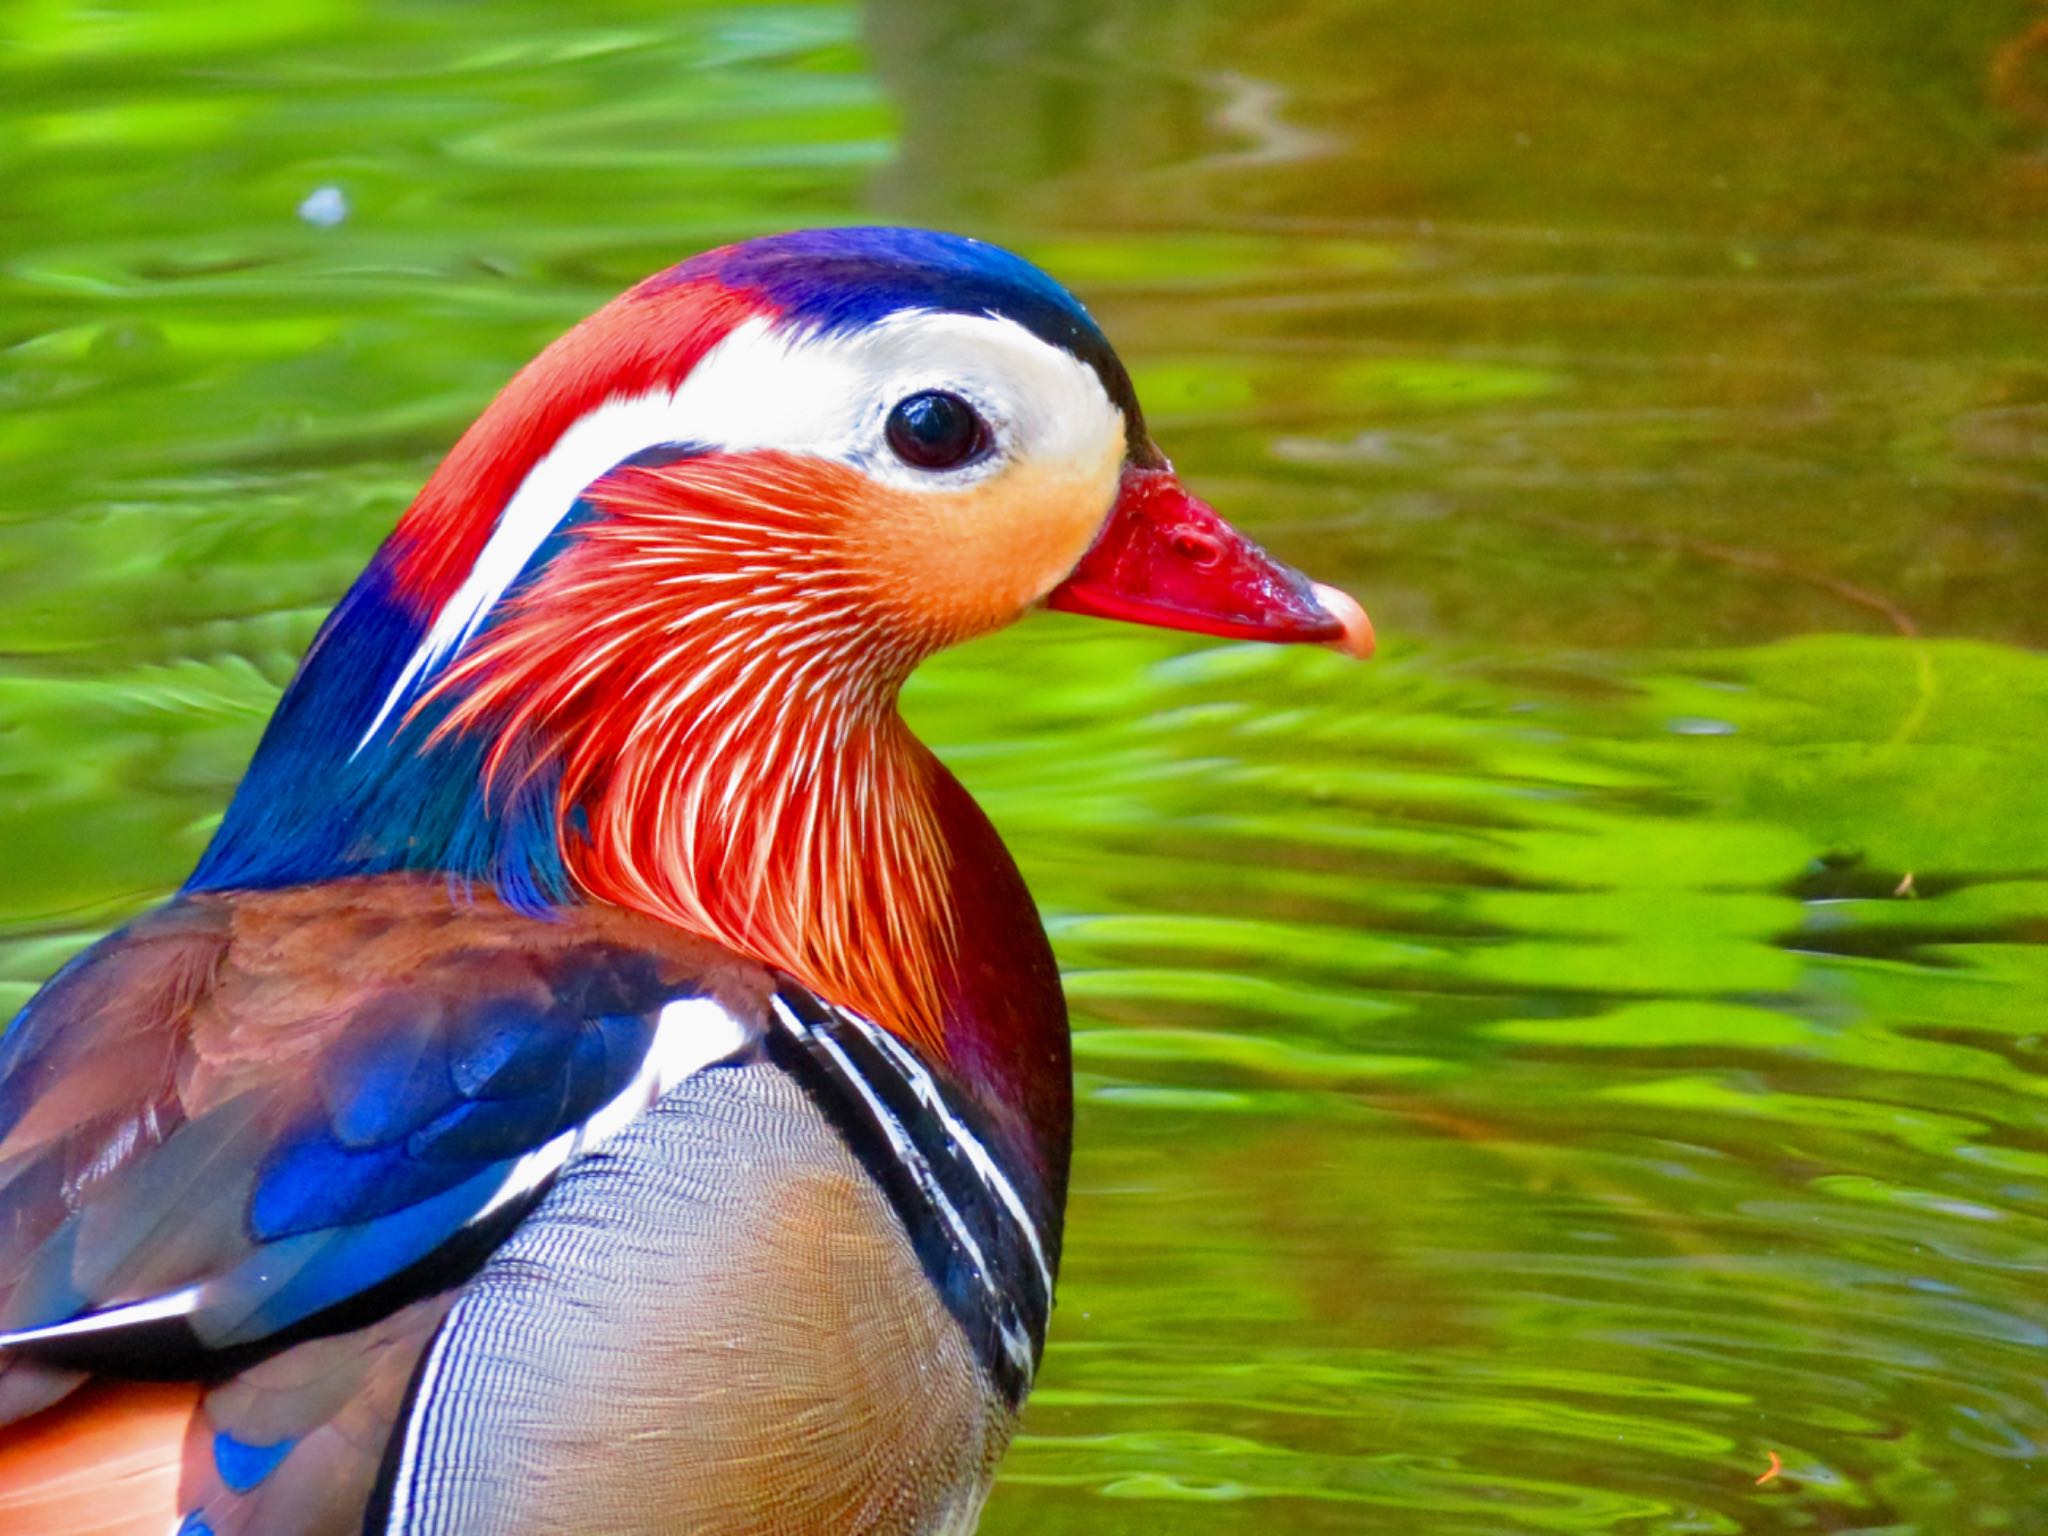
(852, 446, 1125, 646)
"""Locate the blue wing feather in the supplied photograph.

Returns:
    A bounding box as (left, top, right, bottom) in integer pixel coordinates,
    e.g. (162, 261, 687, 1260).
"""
(0, 882, 734, 1371)
(208, 1162, 517, 1347)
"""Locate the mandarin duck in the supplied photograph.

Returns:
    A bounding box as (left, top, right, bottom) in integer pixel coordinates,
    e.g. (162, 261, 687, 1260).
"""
(0, 227, 1371, 1536)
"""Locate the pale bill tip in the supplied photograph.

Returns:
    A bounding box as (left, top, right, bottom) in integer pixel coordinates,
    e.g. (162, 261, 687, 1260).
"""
(1310, 581, 1375, 660)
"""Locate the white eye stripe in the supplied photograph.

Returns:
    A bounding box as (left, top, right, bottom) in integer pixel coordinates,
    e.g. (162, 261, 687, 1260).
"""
(358, 310, 1124, 753)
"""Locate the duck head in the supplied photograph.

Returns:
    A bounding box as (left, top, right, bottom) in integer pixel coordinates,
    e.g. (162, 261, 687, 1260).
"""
(195, 228, 1370, 1081)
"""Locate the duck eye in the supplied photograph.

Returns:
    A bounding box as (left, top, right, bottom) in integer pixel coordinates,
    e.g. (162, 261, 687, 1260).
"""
(885, 390, 987, 471)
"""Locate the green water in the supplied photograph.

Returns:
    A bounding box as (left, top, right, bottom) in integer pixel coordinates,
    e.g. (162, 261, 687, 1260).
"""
(4, 2, 2047, 1530)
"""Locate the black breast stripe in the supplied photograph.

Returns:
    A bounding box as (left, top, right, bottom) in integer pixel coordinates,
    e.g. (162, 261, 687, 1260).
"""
(766, 986, 1051, 1406)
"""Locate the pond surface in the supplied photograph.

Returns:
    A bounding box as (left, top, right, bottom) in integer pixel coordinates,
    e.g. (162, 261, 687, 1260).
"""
(4, 2, 2047, 1531)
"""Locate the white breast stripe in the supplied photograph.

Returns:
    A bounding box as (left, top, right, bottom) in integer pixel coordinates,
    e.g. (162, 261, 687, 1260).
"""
(767, 994, 1041, 1384)
(860, 1024, 1053, 1303)
(800, 1019, 1032, 1381)
(771, 1000, 993, 1277)
(357, 308, 1122, 753)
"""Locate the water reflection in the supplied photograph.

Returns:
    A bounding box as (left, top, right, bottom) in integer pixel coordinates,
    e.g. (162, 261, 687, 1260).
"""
(928, 628, 2048, 1534)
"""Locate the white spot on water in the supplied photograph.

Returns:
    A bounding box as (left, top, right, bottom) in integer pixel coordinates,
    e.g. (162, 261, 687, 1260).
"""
(298, 185, 349, 227)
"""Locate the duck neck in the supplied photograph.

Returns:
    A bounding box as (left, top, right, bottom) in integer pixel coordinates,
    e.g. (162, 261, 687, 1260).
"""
(431, 504, 1073, 1212)
(561, 696, 1071, 1218)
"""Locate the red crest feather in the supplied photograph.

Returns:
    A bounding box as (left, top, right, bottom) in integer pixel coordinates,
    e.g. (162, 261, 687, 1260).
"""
(385, 277, 768, 615)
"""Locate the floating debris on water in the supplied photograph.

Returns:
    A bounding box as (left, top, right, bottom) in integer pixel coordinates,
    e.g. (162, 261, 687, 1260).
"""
(297, 185, 348, 227)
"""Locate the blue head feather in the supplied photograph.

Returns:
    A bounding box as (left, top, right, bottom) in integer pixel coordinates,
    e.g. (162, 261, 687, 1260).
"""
(681, 227, 1149, 450)
(190, 529, 582, 913)
(191, 418, 720, 909)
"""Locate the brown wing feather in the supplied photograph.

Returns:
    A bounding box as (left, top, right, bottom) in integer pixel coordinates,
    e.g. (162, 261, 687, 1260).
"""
(182, 1294, 456, 1536)
(0, 876, 769, 1413)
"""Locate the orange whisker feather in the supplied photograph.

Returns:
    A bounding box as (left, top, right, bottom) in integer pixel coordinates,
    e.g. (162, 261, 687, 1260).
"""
(423, 455, 961, 1054)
